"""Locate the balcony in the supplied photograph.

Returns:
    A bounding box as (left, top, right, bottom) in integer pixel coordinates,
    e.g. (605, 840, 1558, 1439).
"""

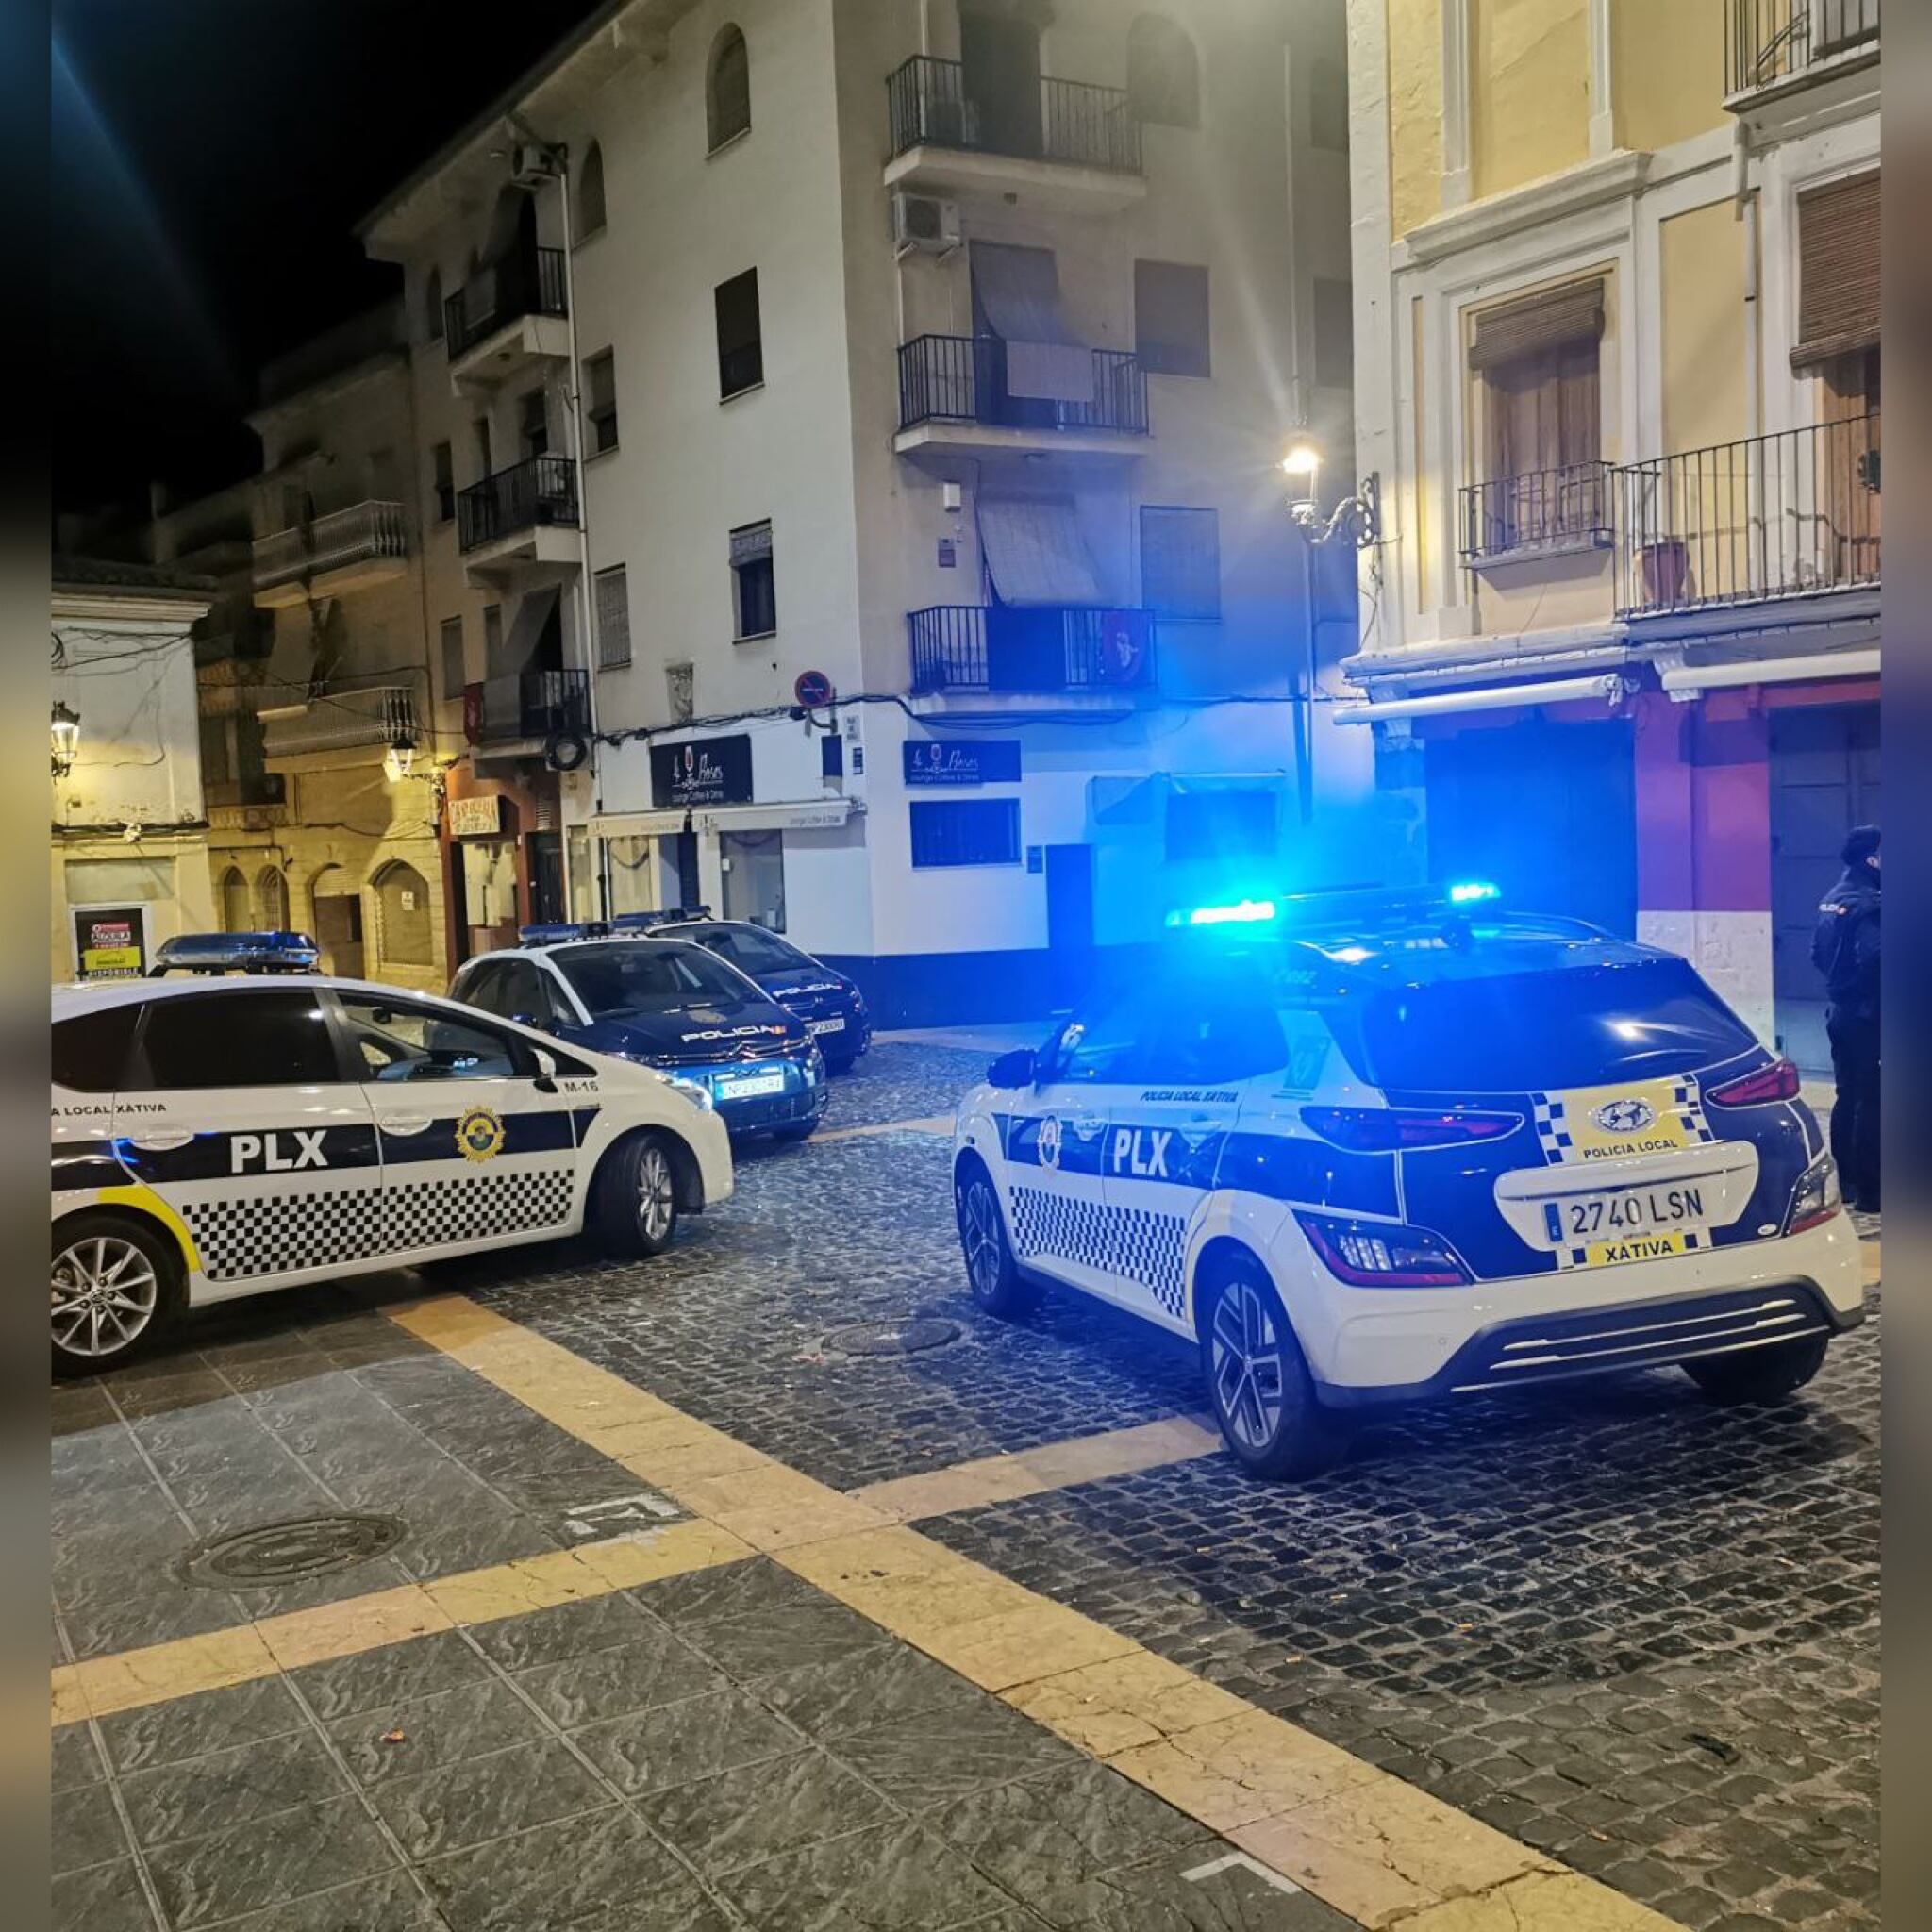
(443, 247, 569, 391)
(1615, 414, 1880, 620)
(884, 56, 1145, 214)
(259, 681, 419, 760)
(1460, 463, 1613, 566)
(252, 500, 409, 608)
(456, 457, 580, 577)
(463, 668, 591, 747)
(1725, 0, 1878, 107)
(206, 774, 288, 826)
(896, 335, 1148, 470)
(908, 605, 1155, 700)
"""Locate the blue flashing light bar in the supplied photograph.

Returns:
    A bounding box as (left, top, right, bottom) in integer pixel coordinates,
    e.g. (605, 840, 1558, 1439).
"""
(1445, 879, 1501, 905)
(1164, 898, 1279, 929)
(517, 921, 612, 945)
(150, 931, 321, 975)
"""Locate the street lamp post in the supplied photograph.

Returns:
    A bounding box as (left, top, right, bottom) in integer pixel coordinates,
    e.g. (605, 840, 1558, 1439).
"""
(51, 700, 80, 780)
(1279, 445, 1380, 824)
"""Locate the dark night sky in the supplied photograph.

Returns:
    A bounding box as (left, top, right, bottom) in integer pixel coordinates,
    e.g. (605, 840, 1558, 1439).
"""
(52, 0, 606, 515)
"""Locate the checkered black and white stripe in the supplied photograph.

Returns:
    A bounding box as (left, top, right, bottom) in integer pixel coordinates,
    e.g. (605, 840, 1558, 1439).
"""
(1531, 1080, 1716, 1164)
(181, 1169, 576, 1284)
(185, 1187, 389, 1283)
(1009, 1185, 1187, 1316)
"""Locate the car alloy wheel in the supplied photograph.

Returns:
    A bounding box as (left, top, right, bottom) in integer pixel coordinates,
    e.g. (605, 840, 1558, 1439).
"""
(1208, 1275, 1287, 1454)
(636, 1143, 675, 1244)
(961, 1177, 1005, 1300)
(52, 1234, 160, 1360)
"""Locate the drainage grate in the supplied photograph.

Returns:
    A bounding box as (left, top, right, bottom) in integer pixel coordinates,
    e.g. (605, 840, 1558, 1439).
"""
(180, 1513, 407, 1588)
(824, 1318, 962, 1357)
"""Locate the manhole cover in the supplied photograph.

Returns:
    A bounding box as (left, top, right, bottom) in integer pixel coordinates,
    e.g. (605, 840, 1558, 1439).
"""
(824, 1319, 962, 1357)
(180, 1513, 407, 1588)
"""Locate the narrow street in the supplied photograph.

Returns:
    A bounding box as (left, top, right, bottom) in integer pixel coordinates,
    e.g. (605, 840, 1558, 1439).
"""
(53, 1041, 1880, 1932)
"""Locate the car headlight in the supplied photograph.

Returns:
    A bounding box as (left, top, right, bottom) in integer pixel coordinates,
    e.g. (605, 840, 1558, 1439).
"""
(1787, 1152, 1840, 1235)
(668, 1076, 715, 1112)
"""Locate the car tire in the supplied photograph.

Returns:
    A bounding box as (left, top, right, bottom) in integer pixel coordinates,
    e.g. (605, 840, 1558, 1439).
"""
(591, 1132, 680, 1257)
(1683, 1336, 1828, 1406)
(52, 1211, 183, 1379)
(955, 1158, 1038, 1319)
(1198, 1255, 1346, 1481)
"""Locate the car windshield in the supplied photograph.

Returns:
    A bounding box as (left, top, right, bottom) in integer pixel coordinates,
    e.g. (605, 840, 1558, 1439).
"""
(554, 941, 758, 1017)
(1343, 957, 1759, 1092)
(692, 926, 813, 975)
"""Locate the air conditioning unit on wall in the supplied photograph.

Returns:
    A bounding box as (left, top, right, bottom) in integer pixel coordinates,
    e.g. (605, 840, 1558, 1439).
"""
(892, 192, 961, 258)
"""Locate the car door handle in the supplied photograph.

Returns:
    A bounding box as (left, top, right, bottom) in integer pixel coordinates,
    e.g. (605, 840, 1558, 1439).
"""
(126, 1129, 194, 1151)
(379, 1116, 433, 1136)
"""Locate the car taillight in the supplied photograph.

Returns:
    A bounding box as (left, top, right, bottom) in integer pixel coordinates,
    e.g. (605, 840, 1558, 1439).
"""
(1707, 1058, 1800, 1107)
(1295, 1211, 1469, 1287)
(1786, 1152, 1841, 1235)
(1299, 1106, 1523, 1153)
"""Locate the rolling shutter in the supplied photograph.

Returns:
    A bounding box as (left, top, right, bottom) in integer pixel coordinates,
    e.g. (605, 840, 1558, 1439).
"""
(1468, 279, 1605, 372)
(1791, 172, 1880, 372)
(977, 499, 1105, 606)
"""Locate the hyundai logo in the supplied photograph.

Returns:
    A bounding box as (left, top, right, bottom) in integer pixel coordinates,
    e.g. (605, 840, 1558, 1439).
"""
(1592, 1097, 1657, 1134)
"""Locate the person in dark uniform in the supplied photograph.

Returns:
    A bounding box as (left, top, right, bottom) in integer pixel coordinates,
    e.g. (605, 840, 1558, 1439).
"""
(1811, 824, 1880, 1211)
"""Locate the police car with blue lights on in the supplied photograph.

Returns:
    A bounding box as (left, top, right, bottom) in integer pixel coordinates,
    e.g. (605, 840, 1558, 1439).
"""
(50, 935, 734, 1375)
(633, 908, 872, 1073)
(447, 918, 830, 1141)
(950, 884, 1864, 1479)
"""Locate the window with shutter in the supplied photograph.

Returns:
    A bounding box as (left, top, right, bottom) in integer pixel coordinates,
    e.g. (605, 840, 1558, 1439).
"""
(595, 566, 631, 670)
(1140, 506, 1221, 618)
(730, 522, 775, 638)
(586, 351, 619, 454)
(715, 269, 763, 398)
(1467, 279, 1606, 552)
(439, 616, 465, 701)
(1792, 171, 1879, 374)
(1135, 260, 1210, 376)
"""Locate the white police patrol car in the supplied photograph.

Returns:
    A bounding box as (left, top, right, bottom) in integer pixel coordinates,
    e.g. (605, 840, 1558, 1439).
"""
(50, 941, 733, 1375)
(952, 889, 1864, 1478)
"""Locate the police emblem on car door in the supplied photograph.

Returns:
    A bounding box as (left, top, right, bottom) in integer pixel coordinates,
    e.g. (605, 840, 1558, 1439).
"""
(112, 988, 383, 1291)
(333, 991, 582, 1255)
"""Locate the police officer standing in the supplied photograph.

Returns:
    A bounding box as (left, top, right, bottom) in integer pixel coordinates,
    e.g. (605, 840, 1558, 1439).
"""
(1811, 824, 1880, 1213)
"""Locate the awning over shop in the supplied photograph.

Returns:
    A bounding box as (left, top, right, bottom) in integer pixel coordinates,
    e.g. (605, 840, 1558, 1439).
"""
(977, 498, 1105, 607)
(591, 798, 854, 841)
(972, 242, 1092, 404)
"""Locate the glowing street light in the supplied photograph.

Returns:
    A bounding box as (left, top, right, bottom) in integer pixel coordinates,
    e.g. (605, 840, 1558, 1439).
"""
(50, 700, 80, 779)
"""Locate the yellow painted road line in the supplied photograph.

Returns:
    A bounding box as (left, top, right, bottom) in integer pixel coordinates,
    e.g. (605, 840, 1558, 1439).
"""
(51, 1518, 751, 1725)
(814, 1113, 957, 1143)
(383, 1295, 1688, 1931)
(852, 1414, 1223, 1523)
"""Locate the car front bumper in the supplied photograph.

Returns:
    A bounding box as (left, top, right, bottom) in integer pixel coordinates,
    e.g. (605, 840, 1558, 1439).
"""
(1298, 1211, 1866, 1405)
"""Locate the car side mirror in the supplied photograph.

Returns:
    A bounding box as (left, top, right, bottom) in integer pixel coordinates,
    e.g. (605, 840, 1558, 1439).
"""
(987, 1047, 1036, 1090)
(532, 1047, 558, 1093)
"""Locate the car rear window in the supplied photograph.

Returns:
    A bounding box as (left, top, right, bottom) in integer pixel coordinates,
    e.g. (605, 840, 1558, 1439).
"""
(555, 941, 759, 1017)
(1345, 958, 1758, 1093)
(53, 1005, 142, 1092)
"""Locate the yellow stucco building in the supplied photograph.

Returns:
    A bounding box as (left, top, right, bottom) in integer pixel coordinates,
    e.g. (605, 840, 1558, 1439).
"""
(1342, 0, 1879, 1070)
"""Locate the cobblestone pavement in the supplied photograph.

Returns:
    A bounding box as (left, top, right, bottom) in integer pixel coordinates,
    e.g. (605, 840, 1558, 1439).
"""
(53, 1043, 1880, 1929)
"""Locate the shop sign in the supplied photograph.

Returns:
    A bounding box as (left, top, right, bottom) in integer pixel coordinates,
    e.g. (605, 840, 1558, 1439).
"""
(902, 739, 1022, 787)
(652, 734, 754, 808)
(447, 794, 502, 839)
(71, 905, 148, 980)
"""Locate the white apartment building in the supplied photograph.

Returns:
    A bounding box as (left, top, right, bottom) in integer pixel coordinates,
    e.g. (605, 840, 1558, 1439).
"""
(359, 0, 1370, 1024)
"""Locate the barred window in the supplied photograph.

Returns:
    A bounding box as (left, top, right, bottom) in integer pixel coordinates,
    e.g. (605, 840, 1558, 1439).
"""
(910, 799, 1021, 870)
(594, 565, 631, 670)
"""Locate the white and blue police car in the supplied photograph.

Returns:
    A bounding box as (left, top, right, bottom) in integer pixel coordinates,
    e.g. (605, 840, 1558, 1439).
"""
(951, 887, 1864, 1479)
(51, 939, 733, 1375)
(448, 922, 830, 1141)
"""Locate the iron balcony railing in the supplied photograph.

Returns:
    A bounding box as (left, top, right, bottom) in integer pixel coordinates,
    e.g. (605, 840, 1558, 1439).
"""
(1726, 0, 1878, 98)
(898, 335, 1148, 437)
(261, 682, 419, 758)
(456, 456, 579, 553)
(443, 246, 568, 358)
(1616, 413, 1880, 618)
(466, 668, 591, 743)
(252, 500, 408, 591)
(887, 55, 1141, 174)
(1460, 463, 1614, 561)
(908, 605, 1155, 695)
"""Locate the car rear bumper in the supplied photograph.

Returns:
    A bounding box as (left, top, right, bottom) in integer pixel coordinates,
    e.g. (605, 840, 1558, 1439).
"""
(1301, 1211, 1865, 1403)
